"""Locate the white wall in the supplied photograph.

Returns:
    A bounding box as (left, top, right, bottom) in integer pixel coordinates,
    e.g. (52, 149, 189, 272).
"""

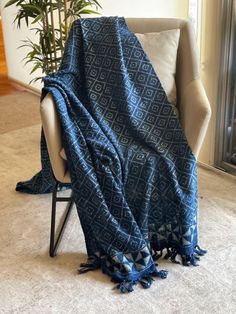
(0, 0, 189, 90)
(99, 0, 189, 18)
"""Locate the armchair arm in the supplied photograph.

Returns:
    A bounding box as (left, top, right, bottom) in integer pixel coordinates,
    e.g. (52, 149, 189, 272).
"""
(40, 93, 70, 183)
(179, 79, 211, 158)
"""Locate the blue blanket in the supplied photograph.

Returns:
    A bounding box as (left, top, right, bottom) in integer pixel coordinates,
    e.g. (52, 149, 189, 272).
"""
(17, 17, 206, 292)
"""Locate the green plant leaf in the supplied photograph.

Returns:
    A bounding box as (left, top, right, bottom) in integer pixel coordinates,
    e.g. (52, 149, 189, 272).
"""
(30, 62, 41, 74)
(4, 0, 20, 8)
(21, 4, 43, 14)
(25, 14, 29, 27)
(79, 9, 99, 15)
(29, 76, 43, 84)
(92, 0, 102, 9)
(32, 13, 44, 24)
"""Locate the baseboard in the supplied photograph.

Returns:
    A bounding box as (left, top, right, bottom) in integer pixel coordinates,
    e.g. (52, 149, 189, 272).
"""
(197, 160, 236, 181)
(8, 76, 41, 96)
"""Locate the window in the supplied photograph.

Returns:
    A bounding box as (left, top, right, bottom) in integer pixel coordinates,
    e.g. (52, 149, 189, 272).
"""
(215, 0, 236, 175)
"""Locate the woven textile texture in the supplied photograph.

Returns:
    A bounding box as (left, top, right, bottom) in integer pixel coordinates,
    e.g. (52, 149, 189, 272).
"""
(16, 17, 206, 292)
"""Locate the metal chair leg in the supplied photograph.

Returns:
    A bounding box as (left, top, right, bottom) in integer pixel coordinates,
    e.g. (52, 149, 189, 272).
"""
(49, 182, 74, 257)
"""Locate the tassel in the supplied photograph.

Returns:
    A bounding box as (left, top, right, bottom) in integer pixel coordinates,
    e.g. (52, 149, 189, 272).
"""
(139, 275, 154, 289)
(161, 245, 207, 266)
(194, 254, 200, 261)
(195, 245, 207, 256)
(115, 281, 135, 293)
(182, 254, 199, 267)
(164, 248, 171, 259)
(78, 263, 98, 274)
(163, 247, 180, 264)
(153, 250, 163, 261)
(155, 270, 168, 279)
(116, 281, 127, 293)
(127, 281, 134, 293)
(170, 248, 180, 264)
(78, 259, 100, 274)
(182, 256, 189, 266)
(113, 268, 168, 293)
(190, 255, 199, 266)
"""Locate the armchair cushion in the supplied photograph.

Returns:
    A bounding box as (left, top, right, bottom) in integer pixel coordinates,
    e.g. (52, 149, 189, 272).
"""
(136, 29, 180, 106)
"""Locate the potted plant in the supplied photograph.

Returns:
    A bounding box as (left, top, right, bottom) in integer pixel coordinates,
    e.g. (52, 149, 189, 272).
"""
(4, 0, 101, 82)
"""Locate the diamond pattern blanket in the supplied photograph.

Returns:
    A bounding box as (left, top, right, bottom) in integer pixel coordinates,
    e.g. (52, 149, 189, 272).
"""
(16, 17, 206, 292)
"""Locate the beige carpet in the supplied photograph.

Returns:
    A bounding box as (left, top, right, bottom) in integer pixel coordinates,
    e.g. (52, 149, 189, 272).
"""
(0, 91, 41, 134)
(0, 107, 236, 313)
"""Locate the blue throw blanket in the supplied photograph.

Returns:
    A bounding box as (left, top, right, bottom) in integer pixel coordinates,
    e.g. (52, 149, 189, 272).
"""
(17, 17, 206, 293)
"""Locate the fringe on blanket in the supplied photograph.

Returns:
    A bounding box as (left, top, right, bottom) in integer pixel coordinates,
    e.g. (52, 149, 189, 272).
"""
(78, 245, 206, 293)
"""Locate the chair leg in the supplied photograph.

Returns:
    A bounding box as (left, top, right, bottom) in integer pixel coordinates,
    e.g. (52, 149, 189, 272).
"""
(49, 182, 74, 257)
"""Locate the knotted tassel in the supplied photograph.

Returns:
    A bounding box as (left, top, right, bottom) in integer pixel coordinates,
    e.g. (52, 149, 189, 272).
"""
(163, 247, 180, 264)
(190, 254, 199, 266)
(117, 281, 127, 293)
(78, 263, 98, 274)
(78, 258, 100, 274)
(194, 254, 200, 261)
(164, 248, 171, 259)
(155, 270, 168, 279)
(127, 281, 134, 293)
(170, 248, 181, 264)
(182, 254, 199, 267)
(153, 250, 163, 261)
(139, 275, 154, 289)
(115, 281, 135, 293)
(195, 245, 207, 256)
(181, 256, 190, 266)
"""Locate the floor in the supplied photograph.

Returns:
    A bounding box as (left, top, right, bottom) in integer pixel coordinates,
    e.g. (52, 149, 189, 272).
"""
(0, 92, 41, 133)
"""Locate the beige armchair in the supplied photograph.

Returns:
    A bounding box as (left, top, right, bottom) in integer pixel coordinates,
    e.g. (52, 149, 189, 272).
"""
(40, 18, 211, 257)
